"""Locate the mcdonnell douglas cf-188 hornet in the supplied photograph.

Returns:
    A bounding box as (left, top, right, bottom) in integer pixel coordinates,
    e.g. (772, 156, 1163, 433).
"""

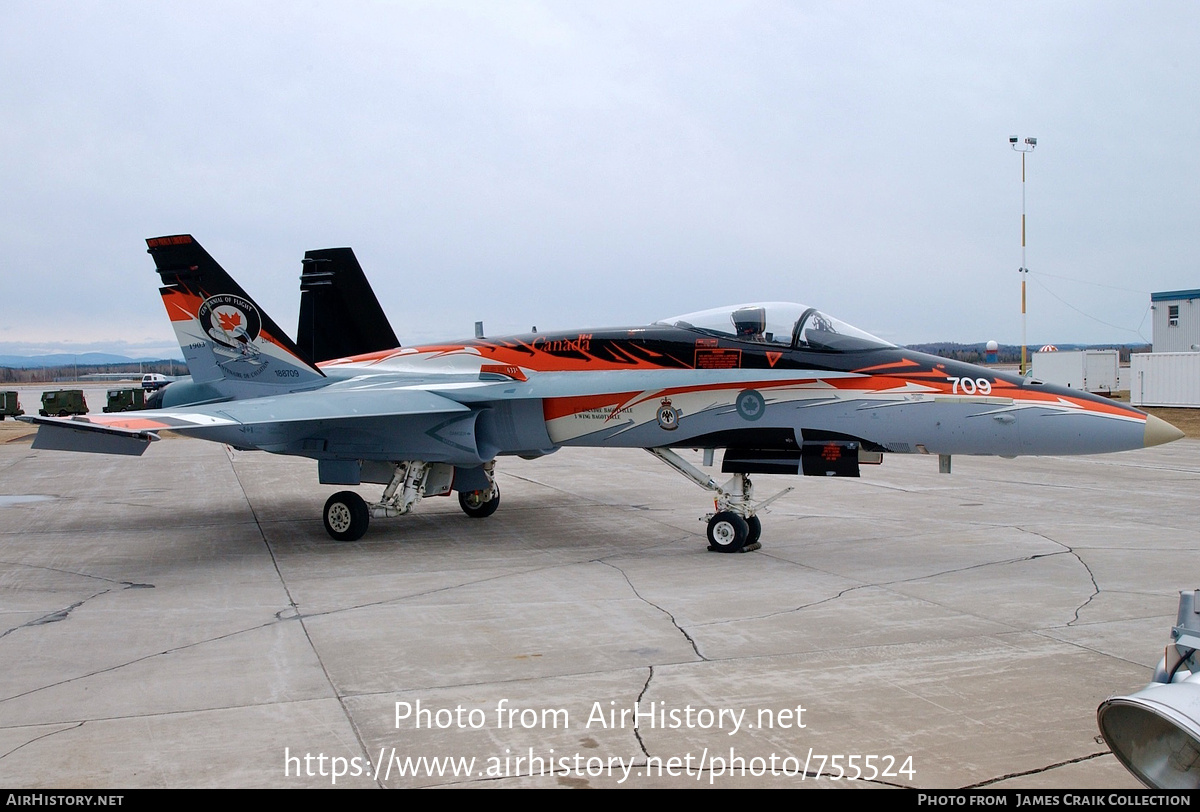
(22, 235, 1184, 551)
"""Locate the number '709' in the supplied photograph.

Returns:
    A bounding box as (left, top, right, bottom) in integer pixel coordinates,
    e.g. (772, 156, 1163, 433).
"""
(946, 377, 992, 395)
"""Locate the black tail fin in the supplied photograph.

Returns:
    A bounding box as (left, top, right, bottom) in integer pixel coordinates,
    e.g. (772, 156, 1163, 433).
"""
(297, 248, 401, 363)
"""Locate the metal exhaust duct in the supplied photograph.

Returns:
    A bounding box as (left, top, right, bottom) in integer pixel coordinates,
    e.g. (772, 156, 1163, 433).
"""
(1097, 590, 1200, 789)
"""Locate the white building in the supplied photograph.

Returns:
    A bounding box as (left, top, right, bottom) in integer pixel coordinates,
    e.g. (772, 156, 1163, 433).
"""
(1131, 289, 1200, 407)
(1151, 288, 1200, 353)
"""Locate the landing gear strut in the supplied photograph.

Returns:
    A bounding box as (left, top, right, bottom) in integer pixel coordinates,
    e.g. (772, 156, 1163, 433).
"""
(371, 461, 435, 519)
(647, 448, 792, 554)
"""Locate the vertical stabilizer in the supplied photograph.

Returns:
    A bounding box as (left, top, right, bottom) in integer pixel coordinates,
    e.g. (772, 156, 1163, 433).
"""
(147, 235, 324, 393)
(297, 247, 401, 363)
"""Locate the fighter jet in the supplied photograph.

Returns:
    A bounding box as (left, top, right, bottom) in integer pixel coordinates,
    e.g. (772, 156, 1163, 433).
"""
(22, 235, 1184, 552)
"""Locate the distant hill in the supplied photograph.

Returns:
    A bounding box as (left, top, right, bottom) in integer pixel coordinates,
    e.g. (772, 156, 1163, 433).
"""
(0, 355, 187, 384)
(0, 353, 184, 369)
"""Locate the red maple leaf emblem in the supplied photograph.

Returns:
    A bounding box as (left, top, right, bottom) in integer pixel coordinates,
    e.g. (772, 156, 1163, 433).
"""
(218, 311, 242, 332)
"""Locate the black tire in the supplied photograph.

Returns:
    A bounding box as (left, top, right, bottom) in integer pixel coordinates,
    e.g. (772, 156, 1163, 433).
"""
(58, 410, 69, 417)
(323, 491, 370, 541)
(746, 514, 762, 546)
(458, 485, 500, 518)
(707, 511, 749, 553)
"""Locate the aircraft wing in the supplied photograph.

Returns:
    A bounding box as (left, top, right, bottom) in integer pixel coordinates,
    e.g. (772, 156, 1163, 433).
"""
(22, 386, 471, 456)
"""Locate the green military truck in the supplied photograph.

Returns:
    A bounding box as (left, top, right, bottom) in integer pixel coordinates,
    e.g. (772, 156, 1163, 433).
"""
(39, 389, 88, 417)
(103, 388, 147, 412)
(0, 391, 23, 420)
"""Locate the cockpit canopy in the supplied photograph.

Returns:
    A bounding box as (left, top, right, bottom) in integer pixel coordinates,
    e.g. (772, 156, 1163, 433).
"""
(655, 302, 894, 352)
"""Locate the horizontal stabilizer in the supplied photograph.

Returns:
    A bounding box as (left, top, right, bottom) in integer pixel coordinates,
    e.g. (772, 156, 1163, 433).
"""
(22, 416, 159, 456)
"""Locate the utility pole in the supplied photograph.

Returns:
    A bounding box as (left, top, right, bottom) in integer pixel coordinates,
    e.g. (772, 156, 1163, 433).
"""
(1009, 135, 1036, 374)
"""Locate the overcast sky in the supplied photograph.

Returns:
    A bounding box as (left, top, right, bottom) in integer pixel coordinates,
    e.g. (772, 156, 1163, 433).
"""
(1, 1, 1196, 358)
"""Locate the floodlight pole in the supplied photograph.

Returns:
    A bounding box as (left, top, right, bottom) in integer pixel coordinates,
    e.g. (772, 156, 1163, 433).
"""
(1010, 135, 1036, 374)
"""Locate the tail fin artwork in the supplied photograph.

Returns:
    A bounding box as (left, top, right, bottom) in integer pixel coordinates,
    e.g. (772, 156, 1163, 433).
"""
(297, 247, 401, 364)
(148, 235, 324, 395)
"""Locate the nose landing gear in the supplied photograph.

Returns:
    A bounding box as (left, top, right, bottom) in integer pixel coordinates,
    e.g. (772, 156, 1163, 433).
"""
(647, 448, 790, 554)
(707, 511, 750, 552)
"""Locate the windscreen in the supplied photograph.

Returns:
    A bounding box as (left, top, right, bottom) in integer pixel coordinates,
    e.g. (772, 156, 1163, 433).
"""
(657, 303, 893, 351)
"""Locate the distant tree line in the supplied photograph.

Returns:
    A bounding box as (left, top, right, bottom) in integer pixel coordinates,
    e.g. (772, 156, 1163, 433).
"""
(0, 361, 185, 384)
(906, 343, 1151, 364)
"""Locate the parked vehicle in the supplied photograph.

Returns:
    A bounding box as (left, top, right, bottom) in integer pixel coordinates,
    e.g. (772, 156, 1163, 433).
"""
(0, 391, 23, 420)
(39, 389, 88, 417)
(103, 388, 147, 412)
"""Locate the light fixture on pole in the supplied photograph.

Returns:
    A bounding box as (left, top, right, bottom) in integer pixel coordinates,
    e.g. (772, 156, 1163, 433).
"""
(1009, 135, 1036, 375)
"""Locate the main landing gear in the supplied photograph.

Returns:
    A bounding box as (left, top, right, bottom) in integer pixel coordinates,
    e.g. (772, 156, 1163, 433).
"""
(458, 487, 500, 518)
(324, 491, 371, 541)
(321, 460, 499, 541)
(647, 448, 791, 554)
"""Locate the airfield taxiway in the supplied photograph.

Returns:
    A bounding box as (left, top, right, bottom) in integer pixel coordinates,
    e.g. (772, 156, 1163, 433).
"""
(0, 385, 1195, 788)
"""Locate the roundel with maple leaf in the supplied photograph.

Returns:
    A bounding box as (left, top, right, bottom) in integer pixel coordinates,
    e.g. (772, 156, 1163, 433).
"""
(198, 294, 263, 350)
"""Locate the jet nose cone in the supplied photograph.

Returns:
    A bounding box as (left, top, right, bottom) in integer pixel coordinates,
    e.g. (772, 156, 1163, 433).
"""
(1144, 414, 1185, 447)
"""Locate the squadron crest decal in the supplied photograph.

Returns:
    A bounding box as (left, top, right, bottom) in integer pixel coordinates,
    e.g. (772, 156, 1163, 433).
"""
(656, 397, 680, 430)
(197, 294, 266, 374)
